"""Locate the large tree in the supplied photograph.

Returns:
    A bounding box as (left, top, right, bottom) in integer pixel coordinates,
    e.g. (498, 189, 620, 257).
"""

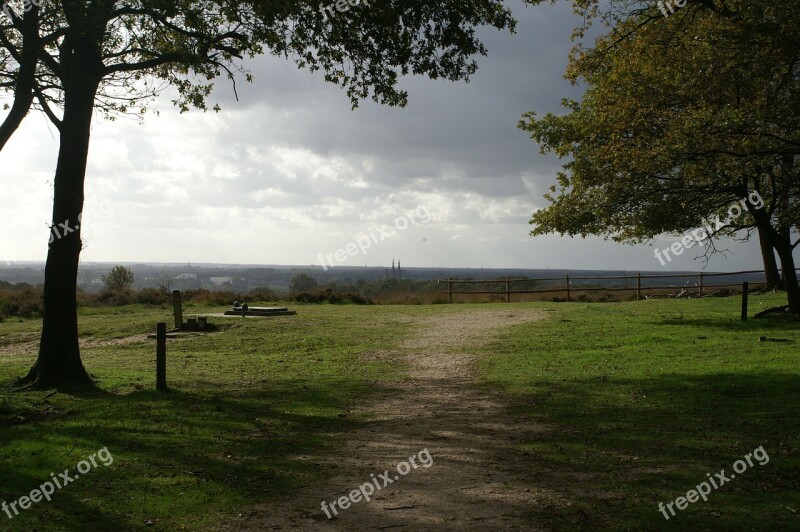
(520, 0, 800, 312)
(1, 0, 519, 388)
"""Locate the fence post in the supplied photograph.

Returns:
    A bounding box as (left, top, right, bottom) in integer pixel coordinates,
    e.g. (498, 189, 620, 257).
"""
(448, 278, 453, 304)
(741, 282, 749, 321)
(565, 275, 571, 302)
(505, 277, 511, 303)
(156, 322, 167, 391)
(172, 290, 183, 330)
(637, 273, 642, 301)
(699, 272, 704, 297)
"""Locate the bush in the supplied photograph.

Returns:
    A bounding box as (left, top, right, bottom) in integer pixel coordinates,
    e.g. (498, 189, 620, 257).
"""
(102, 266, 135, 291)
(248, 287, 279, 300)
(96, 288, 135, 306)
(292, 289, 372, 305)
(0, 286, 44, 318)
(135, 288, 170, 306)
(182, 289, 241, 306)
(289, 273, 318, 293)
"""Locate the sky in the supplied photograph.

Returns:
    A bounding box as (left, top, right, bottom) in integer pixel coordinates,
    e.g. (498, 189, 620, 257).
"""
(0, 1, 784, 272)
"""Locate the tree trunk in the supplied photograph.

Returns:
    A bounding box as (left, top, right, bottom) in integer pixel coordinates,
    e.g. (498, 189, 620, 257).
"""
(755, 223, 784, 290)
(774, 233, 800, 316)
(17, 68, 100, 388)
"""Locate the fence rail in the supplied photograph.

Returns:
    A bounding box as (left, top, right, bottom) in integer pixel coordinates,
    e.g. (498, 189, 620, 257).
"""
(437, 269, 795, 303)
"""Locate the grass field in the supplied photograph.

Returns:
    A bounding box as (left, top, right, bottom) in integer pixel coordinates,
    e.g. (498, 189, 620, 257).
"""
(477, 294, 800, 529)
(1, 294, 799, 530)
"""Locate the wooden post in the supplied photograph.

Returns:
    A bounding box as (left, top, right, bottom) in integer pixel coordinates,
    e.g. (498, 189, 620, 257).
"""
(187, 317, 198, 331)
(172, 290, 183, 330)
(505, 277, 511, 303)
(741, 282, 749, 321)
(198, 316, 207, 331)
(699, 272, 704, 296)
(637, 273, 642, 301)
(565, 275, 571, 302)
(156, 322, 167, 391)
(448, 279, 453, 304)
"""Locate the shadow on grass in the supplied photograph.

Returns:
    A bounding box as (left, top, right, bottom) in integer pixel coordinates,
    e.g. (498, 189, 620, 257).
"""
(493, 371, 800, 530)
(651, 314, 800, 332)
(0, 379, 370, 530)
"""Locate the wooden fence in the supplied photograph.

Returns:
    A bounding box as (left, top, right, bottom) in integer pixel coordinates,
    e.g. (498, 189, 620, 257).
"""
(438, 269, 792, 303)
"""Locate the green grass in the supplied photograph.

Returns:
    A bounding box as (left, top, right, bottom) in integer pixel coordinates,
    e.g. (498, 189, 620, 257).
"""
(0, 304, 429, 530)
(1, 296, 799, 530)
(477, 293, 800, 529)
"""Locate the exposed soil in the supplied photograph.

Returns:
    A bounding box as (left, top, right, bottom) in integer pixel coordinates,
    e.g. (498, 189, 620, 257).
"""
(231, 308, 551, 531)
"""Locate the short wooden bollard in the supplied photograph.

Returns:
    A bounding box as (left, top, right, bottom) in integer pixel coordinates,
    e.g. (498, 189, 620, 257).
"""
(186, 317, 198, 331)
(198, 316, 207, 331)
(172, 290, 183, 330)
(156, 322, 167, 391)
(741, 282, 749, 321)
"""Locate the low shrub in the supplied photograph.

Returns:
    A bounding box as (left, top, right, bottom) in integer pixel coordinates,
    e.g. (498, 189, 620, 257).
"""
(95, 288, 135, 306)
(135, 288, 170, 306)
(292, 289, 372, 305)
(0, 286, 44, 318)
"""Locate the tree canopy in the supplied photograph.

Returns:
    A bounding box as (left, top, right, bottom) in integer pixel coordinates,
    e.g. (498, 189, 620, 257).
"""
(0, 0, 518, 128)
(520, 0, 800, 311)
(102, 265, 135, 292)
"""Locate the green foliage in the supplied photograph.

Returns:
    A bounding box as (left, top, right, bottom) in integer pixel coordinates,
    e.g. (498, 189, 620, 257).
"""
(289, 272, 318, 293)
(292, 288, 371, 305)
(0, 284, 43, 319)
(0, 0, 520, 120)
(520, 0, 800, 242)
(101, 266, 135, 292)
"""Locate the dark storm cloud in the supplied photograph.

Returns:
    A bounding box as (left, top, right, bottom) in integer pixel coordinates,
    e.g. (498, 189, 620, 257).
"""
(207, 1, 581, 203)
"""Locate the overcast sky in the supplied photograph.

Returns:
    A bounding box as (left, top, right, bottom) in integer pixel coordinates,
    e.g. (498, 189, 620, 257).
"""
(0, 1, 785, 272)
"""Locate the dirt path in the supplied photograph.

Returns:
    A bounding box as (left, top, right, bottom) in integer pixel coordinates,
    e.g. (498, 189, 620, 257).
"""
(233, 308, 550, 531)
